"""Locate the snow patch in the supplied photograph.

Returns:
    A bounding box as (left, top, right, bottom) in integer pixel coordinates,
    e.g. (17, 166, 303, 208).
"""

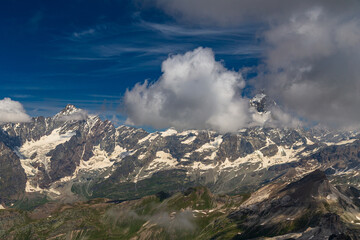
(177, 130, 199, 136)
(147, 151, 178, 170)
(192, 161, 216, 171)
(77, 145, 123, 173)
(138, 132, 158, 144)
(18, 128, 76, 192)
(251, 93, 266, 103)
(216, 145, 301, 173)
(205, 151, 218, 160)
(138, 154, 146, 160)
(305, 137, 315, 145)
(325, 139, 357, 146)
(161, 128, 178, 137)
(196, 135, 223, 152)
(25, 181, 44, 193)
(110, 145, 127, 159)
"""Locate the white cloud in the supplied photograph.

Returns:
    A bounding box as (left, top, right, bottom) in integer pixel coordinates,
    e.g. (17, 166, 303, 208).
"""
(124, 47, 251, 132)
(54, 104, 88, 122)
(0, 98, 31, 123)
(73, 28, 95, 38)
(145, 0, 360, 129)
(124, 47, 300, 131)
(56, 110, 88, 121)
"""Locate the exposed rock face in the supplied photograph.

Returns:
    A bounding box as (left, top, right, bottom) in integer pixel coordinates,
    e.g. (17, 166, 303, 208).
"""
(260, 144, 278, 157)
(280, 169, 330, 202)
(46, 118, 116, 184)
(47, 134, 84, 184)
(0, 129, 21, 149)
(250, 93, 275, 113)
(0, 142, 26, 202)
(310, 140, 360, 166)
(230, 170, 360, 240)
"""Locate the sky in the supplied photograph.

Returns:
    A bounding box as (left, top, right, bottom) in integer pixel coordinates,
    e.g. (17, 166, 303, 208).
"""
(0, 0, 259, 122)
(1, 0, 360, 131)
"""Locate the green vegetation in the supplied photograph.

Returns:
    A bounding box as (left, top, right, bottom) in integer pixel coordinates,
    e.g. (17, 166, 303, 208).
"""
(0, 186, 248, 240)
(12, 194, 49, 211)
(1, 183, 357, 240)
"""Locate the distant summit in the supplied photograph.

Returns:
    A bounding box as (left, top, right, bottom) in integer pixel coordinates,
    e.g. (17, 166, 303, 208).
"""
(250, 93, 276, 113)
(54, 104, 88, 121)
(55, 104, 80, 116)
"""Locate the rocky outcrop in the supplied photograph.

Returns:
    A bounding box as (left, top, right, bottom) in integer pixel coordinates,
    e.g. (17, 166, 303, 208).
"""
(0, 142, 26, 202)
(231, 170, 360, 239)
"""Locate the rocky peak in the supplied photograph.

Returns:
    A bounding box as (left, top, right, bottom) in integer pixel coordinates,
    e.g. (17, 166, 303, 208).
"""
(56, 104, 79, 116)
(53, 104, 88, 121)
(250, 93, 275, 113)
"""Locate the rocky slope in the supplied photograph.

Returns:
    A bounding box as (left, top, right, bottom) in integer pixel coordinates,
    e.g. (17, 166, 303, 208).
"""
(230, 170, 360, 239)
(0, 170, 359, 240)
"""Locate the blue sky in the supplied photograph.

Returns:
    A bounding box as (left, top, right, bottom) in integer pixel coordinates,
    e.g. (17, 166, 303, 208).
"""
(0, 0, 261, 124)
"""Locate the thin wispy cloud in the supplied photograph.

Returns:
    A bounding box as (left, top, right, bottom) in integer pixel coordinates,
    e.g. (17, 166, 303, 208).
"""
(72, 28, 96, 39)
(57, 16, 259, 63)
(139, 20, 254, 37)
(95, 43, 193, 57)
(89, 94, 122, 99)
(27, 11, 43, 33)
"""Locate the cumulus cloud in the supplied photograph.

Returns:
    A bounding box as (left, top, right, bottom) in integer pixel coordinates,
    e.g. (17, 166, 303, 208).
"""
(143, 0, 360, 129)
(124, 47, 251, 132)
(124, 47, 301, 131)
(0, 98, 31, 123)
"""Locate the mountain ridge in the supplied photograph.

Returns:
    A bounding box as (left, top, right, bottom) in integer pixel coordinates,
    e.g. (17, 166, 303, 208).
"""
(0, 104, 359, 204)
(0, 103, 359, 239)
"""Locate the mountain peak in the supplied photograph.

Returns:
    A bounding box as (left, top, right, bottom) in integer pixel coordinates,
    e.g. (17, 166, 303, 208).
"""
(53, 104, 88, 121)
(60, 104, 78, 115)
(250, 93, 275, 113)
(281, 169, 330, 201)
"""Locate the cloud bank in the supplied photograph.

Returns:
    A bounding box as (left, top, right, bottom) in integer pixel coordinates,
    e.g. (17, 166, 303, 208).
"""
(125, 47, 299, 131)
(0, 98, 31, 123)
(257, 7, 360, 128)
(142, 0, 359, 26)
(124, 47, 250, 132)
(142, 0, 360, 129)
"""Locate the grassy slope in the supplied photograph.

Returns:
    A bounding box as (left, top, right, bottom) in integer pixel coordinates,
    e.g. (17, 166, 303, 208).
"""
(0, 186, 249, 240)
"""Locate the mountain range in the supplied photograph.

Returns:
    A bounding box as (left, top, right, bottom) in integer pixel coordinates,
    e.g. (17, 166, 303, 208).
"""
(0, 96, 359, 239)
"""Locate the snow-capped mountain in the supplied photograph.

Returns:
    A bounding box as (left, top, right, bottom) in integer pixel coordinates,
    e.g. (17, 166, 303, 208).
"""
(0, 103, 359, 204)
